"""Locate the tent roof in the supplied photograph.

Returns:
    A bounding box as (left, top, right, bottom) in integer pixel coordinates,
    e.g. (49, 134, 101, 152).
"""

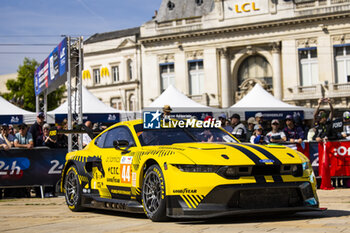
(48, 86, 123, 114)
(149, 85, 210, 109)
(230, 84, 304, 109)
(0, 96, 34, 115)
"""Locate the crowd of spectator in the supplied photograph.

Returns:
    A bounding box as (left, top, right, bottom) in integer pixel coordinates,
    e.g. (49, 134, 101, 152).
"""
(218, 98, 350, 145)
(0, 112, 108, 151)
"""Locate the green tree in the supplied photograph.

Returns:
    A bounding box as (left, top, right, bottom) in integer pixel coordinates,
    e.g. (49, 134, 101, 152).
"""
(2, 57, 65, 111)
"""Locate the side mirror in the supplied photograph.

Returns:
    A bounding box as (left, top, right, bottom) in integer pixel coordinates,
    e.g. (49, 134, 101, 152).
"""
(113, 140, 130, 151)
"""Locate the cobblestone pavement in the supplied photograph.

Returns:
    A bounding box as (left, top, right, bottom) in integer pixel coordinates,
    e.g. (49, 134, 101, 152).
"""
(0, 189, 350, 233)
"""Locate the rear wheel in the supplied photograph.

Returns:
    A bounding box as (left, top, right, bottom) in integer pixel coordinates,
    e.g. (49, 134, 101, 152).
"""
(142, 165, 168, 222)
(64, 165, 85, 212)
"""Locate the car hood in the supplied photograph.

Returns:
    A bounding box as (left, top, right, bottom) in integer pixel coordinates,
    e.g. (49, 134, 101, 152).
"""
(169, 142, 304, 166)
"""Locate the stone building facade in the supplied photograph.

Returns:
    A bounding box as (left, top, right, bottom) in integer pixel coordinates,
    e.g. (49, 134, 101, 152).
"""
(84, 0, 350, 113)
(82, 27, 141, 111)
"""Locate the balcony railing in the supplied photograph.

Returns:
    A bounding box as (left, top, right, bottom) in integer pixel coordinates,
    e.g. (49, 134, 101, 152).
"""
(328, 83, 350, 97)
(289, 84, 324, 100)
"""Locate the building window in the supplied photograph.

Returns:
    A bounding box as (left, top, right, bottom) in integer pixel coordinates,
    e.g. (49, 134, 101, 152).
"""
(195, 0, 203, 6)
(335, 44, 350, 84)
(111, 97, 123, 110)
(167, 1, 175, 10)
(112, 66, 119, 83)
(298, 47, 318, 86)
(129, 94, 136, 111)
(160, 63, 175, 92)
(93, 68, 100, 85)
(188, 60, 204, 95)
(238, 55, 272, 88)
(127, 59, 133, 80)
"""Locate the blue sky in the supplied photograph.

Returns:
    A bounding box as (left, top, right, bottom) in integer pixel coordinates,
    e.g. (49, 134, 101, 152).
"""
(0, 0, 162, 75)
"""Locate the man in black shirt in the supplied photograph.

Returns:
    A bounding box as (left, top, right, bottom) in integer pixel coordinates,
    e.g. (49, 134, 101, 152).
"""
(29, 112, 45, 147)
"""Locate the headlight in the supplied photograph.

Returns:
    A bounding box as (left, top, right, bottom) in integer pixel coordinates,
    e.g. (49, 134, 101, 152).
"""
(173, 164, 220, 173)
(302, 162, 310, 171)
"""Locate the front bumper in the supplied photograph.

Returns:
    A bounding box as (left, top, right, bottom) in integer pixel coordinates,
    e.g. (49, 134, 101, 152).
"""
(166, 182, 320, 218)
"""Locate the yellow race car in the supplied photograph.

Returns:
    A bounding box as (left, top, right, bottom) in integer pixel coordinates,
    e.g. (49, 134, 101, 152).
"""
(61, 119, 320, 221)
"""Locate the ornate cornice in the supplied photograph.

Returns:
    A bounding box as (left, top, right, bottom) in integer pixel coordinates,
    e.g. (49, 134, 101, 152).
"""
(140, 13, 350, 44)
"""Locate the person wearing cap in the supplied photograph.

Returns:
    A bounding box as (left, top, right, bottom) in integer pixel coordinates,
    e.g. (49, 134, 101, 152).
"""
(29, 112, 45, 147)
(246, 117, 257, 142)
(219, 113, 233, 133)
(0, 123, 15, 150)
(162, 105, 172, 120)
(250, 124, 266, 144)
(283, 115, 305, 144)
(312, 110, 333, 142)
(255, 112, 269, 133)
(8, 124, 15, 137)
(230, 113, 247, 142)
(266, 119, 286, 144)
(14, 123, 33, 149)
(341, 111, 350, 140)
(255, 112, 263, 124)
(313, 98, 334, 126)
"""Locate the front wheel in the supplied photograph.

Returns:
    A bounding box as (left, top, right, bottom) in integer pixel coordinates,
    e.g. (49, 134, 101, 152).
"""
(142, 165, 168, 222)
(64, 165, 85, 212)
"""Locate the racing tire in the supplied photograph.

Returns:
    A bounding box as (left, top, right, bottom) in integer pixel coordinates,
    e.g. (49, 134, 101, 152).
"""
(142, 165, 168, 222)
(64, 165, 85, 212)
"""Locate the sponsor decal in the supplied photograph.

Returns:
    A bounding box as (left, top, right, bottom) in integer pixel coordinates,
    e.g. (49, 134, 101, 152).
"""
(108, 167, 119, 175)
(173, 188, 197, 194)
(333, 146, 350, 157)
(143, 110, 221, 129)
(132, 172, 137, 187)
(110, 189, 131, 195)
(107, 177, 120, 183)
(259, 159, 275, 163)
(120, 156, 133, 165)
(121, 156, 133, 184)
(143, 111, 161, 129)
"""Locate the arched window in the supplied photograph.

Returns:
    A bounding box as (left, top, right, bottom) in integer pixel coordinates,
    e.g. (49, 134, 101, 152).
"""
(129, 94, 136, 111)
(127, 59, 133, 81)
(237, 55, 272, 88)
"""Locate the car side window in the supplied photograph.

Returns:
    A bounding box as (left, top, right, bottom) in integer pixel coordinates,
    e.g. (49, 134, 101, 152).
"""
(103, 126, 135, 148)
(95, 131, 108, 148)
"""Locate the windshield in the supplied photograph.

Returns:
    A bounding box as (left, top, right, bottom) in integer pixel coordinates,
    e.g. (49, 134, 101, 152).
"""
(134, 124, 238, 146)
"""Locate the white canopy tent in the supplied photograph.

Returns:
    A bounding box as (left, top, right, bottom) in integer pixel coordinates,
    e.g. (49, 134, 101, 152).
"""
(147, 85, 222, 119)
(148, 85, 212, 109)
(48, 86, 137, 123)
(228, 84, 314, 120)
(0, 96, 37, 124)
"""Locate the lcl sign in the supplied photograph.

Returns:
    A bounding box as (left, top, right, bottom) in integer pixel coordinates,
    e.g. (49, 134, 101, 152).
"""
(234, 2, 260, 13)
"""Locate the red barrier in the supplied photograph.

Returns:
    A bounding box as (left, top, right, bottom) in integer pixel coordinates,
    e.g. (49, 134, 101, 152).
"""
(318, 142, 334, 190)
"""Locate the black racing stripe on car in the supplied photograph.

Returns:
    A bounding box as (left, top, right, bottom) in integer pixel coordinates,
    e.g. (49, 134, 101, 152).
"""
(187, 195, 199, 207)
(224, 143, 261, 165)
(182, 195, 194, 208)
(255, 176, 266, 184)
(243, 144, 282, 165)
(272, 175, 283, 183)
(193, 195, 201, 203)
